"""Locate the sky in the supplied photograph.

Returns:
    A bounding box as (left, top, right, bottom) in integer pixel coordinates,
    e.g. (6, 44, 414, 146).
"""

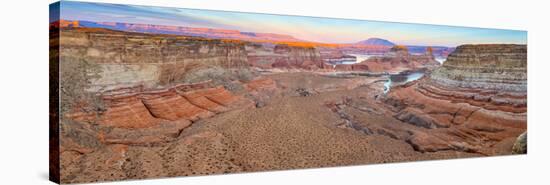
(55, 1, 527, 47)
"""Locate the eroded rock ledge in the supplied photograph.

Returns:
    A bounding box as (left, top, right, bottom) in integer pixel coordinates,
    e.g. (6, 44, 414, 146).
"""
(59, 77, 280, 183)
(355, 45, 440, 73)
(382, 44, 527, 154)
(63, 78, 279, 147)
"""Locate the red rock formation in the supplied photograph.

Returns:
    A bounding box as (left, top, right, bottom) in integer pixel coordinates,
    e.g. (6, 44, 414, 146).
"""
(51, 20, 80, 29)
(320, 62, 371, 71)
(181, 90, 228, 113)
(141, 89, 214, 121)
(65, 81, 249, 146)
(362, 45, 439, 73)
(66, 92, 161, 129)
(383, 44, 527, 154)
(191, 86, 239, 106)
(245, 78, 278, 93)
(245, 77, 282, 108)
(246, 44, 324, 70)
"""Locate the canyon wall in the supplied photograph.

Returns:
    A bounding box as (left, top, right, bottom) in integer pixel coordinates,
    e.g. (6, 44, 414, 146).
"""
(60, 27, 327, 91)
(362, 45, 440, 73)
(383, 44, 527, 154)
(59, 28, 249, 90)
(420, 44, 527, 113)
(246, 44, 324, 70)
(430, 44, 527, 92)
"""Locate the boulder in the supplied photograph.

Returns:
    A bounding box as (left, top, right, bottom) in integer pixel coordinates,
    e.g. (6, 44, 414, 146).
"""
(512, 132, 527, 154)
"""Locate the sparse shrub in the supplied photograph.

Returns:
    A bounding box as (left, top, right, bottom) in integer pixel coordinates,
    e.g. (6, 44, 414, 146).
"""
(455, 74, 465, 81)
(233, 68, 256, 82)
(59, 58, 105, 115)
(182, 66, 230, 84)
(182, 66, 257, 92)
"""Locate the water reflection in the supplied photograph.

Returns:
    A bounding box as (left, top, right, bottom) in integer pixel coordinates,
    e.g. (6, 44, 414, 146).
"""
(384, 71, 424, 94)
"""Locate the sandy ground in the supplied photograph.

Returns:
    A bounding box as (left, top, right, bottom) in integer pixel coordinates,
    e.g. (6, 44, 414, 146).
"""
(158, 72, 482, 174)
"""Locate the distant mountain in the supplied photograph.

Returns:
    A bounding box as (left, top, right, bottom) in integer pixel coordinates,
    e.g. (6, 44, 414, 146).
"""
(61, 20, 305, 43)
(355, 38, 396, 46)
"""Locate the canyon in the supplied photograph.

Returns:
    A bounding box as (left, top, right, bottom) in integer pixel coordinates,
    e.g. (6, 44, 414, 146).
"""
(381, 44, 527, 153)
(53, 26, 527, 183)
(53, 20, 454, 56)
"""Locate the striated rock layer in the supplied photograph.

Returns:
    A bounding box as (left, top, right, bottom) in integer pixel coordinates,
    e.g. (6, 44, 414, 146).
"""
(60, 27, 329, 91)
(59, 77, 278, 183)
(59, 28, 249, 90)
(383, 44, 527, 154)
(246, 44, 324, 70)
(424, 44, 526, 112)
(55, 26, 527, 183)
(64, 80, 255, 146)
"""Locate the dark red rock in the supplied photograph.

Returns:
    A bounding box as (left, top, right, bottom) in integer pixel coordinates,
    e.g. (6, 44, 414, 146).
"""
(383, 44, 527, 154)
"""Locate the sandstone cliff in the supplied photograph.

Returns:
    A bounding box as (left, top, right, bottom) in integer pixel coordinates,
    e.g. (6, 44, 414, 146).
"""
(59, 28, 249, 90)
(383, 44, 527, 154)
(246, 43, 324, 70)
(361, 45, 440, 73)
(60, 27, 328, 90)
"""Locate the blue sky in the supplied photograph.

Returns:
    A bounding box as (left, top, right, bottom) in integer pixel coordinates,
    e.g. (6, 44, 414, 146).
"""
(56, 1, 527, 47)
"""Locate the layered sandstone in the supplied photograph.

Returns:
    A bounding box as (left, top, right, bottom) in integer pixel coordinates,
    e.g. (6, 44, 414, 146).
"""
(383, 44, 527, 154)
(59, 27, 249, 90)
(59, 77, 278, 183)
(64, 81, 253, 146)
(246, 44, 324, 70)
(361, 45, 440, 73)
(54, 25, 527, 184)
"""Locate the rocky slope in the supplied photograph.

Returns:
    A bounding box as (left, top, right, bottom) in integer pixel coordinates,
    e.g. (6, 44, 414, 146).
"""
(324, 45, 440, 72)
(246, 43, 324, 70)
(59, 78, 281, 182)
(60, 71, 484, 183)
(360, 45, 440, 73)
(63, 80, 256, 145)
(382, 44, 527, 153)
(59, 27, 250, 90)
(60, 27, 328, 92)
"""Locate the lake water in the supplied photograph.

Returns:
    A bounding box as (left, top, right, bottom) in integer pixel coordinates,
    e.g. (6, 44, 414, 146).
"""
(435, 57, 447, 64)
(383, 71, 424, 94)
(347, 54, 385, 64)
(326, 54, 386, 65)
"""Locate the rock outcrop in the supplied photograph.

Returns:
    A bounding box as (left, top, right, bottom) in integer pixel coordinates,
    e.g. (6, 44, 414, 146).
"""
(53, 23, 527, 184)
(58, 77, 279, 183)
(360, 45, 440, 73)
(512, 131, 527, 154)
(60, 27, 327, 91)
(246, 44, 324, 70)
(59, 27, 249, 90)
(64, 81, 253, 146)
(383, 44, 527, 154)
